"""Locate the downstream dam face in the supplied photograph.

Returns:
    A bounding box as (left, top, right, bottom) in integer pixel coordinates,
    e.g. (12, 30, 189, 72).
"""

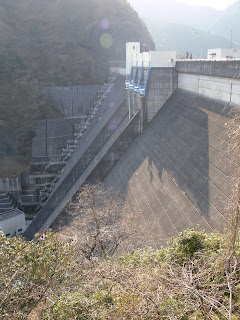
(23, 59, 240, 242)
(103, 60, 240, 247)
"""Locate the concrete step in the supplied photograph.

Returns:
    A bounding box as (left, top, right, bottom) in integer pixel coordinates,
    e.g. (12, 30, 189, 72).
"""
(31, 162, 49, 173)
(22, 202, 40, 207)
(0, 193, 8, 200)
(29, 174, 58, 186)
(0, 208, 14, 214)
(67, 145, 76, 152)
(21, 189, 42, 196)
(0, 202, 14, 209)
(52, 176, 59, 184)
(29, 173, 58, 178)
(67, 139, 75, 145)
(40, 191, 47, 198)
(0, 197, 12, 204)
(21, 195, 40, 203)
(74, 132, 83, 139)
(63, 154, 71, 162)
(62, 151, 69, 157)
(45, 161, 66, 173)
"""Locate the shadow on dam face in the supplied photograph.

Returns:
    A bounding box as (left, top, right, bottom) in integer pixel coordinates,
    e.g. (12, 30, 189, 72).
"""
(103, 89, 237, 247)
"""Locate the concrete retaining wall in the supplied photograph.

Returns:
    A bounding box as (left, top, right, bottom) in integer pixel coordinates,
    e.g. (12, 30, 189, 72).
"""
(45, 85, 101, 116)
(32, 118, 84, 157)
(176, 60, 240, 79)
(178, 73, 240, 105)
(0, 177, 21, 192)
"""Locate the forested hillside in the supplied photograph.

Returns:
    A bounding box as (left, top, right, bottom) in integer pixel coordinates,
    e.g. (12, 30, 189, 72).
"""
(146, 22, 234, 58)
(0, 0, 154, 175)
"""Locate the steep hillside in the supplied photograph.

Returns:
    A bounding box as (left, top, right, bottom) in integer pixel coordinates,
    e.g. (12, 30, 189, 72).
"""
(146, 22, 236, 58)
(129, 0, 222, 31)
(0, 0, 154, 86)
(0, 0, 154, 175)
(129, 0, 240, 57)
(211, 0, 240, 44)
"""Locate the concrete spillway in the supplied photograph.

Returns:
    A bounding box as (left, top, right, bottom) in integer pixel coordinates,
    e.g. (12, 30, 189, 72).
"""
(23, 75, 142, 240)
(103, 89, 239, 247)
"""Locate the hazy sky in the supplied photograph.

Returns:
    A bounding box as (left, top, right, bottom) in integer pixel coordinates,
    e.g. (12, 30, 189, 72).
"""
(178, 0, 236, 9)
(129, 0, 237, 10)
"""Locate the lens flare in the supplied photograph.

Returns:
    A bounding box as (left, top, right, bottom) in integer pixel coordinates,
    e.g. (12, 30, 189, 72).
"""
(109, 121, 117, 132)
(100, 18, 110, 30)
(100, 33, 113, 49)
(109, 102, 115, 108)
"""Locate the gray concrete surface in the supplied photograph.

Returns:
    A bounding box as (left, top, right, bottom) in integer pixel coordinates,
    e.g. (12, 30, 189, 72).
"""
(178, 73, 240, 105)
(45, 85, 101, 117)
(103, 89, 239, 247)
(147, 68, 178, 122)
(176, 60, 240, 79)
(0, 178, 21, 192)
(32, 118, 85, 157)
(23, 75, 131, 239)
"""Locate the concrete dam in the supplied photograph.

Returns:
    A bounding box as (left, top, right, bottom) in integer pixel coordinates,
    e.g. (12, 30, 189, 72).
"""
(19, 53, 240, 241)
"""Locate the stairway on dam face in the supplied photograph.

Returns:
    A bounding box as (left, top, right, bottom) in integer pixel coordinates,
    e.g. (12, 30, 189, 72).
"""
(0, 193, 17, 214)
(23, 73, 137, 239)
(21, 76, 118, 217)
(103, 89, 239, 248)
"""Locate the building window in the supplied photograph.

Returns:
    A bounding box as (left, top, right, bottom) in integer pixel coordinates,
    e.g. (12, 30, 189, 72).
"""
(133, 46, 135, 50)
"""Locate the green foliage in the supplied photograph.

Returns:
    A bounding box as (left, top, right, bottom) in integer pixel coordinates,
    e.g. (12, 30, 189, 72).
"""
(119, 229, 222, 268)
(0, 229, 239, 319)
(119, 247, 167, 267)
(168, 229, 222, 261)
(0, 231, 77, 319)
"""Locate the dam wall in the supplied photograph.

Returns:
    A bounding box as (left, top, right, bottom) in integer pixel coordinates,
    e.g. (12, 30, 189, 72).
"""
(103, 89, 239, 247)
(24, 75, 144, 240)
(102, 60, 240, 246)
(23, 60, 240, 241)
(176, 60, 240, 105)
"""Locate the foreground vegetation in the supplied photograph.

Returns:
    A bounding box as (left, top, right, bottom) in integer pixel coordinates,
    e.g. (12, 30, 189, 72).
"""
(0, 226, 239, 319)
(1, 181, 240, 319)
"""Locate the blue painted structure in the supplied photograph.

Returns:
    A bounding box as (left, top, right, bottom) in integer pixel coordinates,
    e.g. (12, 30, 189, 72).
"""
(125, 63, 151, 96)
